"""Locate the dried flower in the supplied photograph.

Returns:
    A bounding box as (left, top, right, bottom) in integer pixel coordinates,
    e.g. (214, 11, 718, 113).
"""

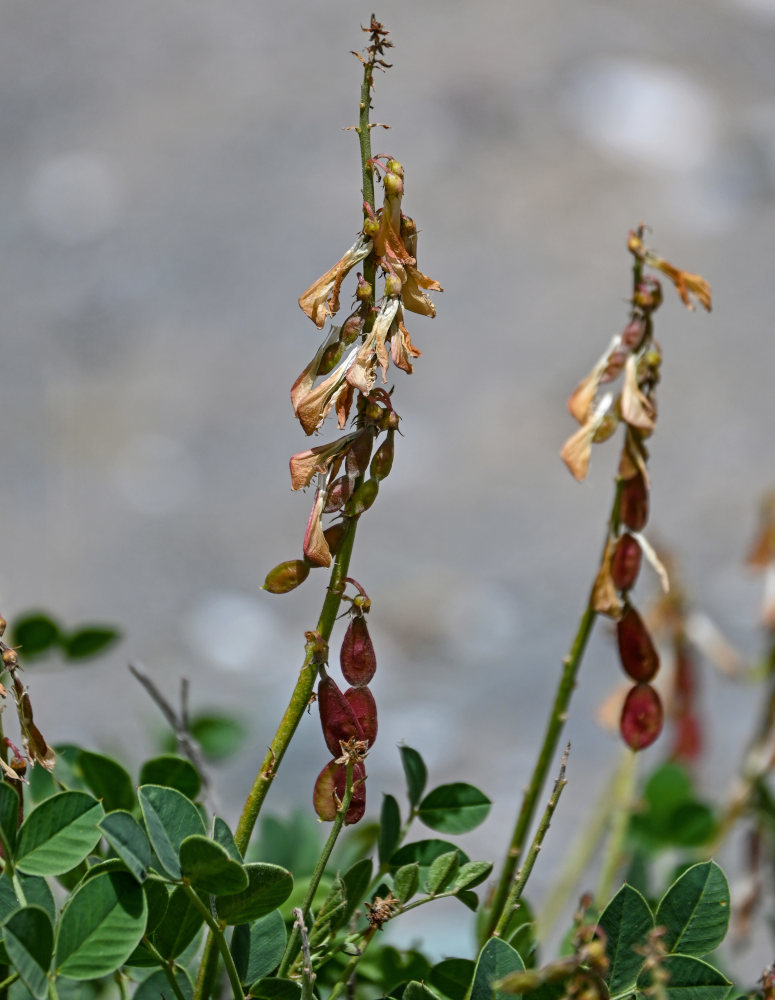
(298, 234, 373, 328)
(561, 394, 615, 482)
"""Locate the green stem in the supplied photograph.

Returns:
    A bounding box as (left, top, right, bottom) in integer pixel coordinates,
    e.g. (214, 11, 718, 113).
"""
(47, 979, 61, 1000)
(483, 605, 596, 940)
(142, 937, 189, 1000)
(494, 745, 569, 938)
(328, 927, 377, 1000)
(537, 762, 621, 938)
(182, 883, 244, 1000)
(0, 973, 17, 994)
(114, 970, 130, 1000)
(595, 748, 638, 907)
(278, 761, 355, 977)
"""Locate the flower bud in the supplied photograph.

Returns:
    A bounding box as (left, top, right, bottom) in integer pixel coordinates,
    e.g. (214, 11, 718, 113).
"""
(620, 683, 663, 751)
(611, 534, 642, 592)
(384, 273, 403, 298)
(2, 649, 18, 668)
(313, 760, 367, 824)
(356, 273, 373, 303)
(346, 478, 379, 517)
(633, 278, 662, 312)
(385, 159, 404, 177)
(262, 559, 311, 594)
(363, 217, 379, 240)
(369, 431, 394, 482)
(0, 617, 6, 638)
(345, 686, 378, 746)
(621, 317, 646, 350)
(619, 472, 649, 531)
(616, 603, 659, 682)
(318, 676, 364, 757)
(341, 615, 377, 687)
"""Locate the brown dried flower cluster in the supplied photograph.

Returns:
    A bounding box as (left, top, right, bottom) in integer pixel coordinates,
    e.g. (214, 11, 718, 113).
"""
(563, 227, 712, 751)
(271, 155, 441, 575)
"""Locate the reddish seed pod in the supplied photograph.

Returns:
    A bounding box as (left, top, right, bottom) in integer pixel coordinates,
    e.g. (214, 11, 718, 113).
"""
(324, 476, 353, 513)
(611, 533, 642, 592)
(620, 683, 663, 751)
(344, 686, 378, 746)
(313, 760, 367, 824)
(346, 430, 373, 483)
(619, 473, 649, 532)
(318, 676, 364, 757)
(616, 603, 659, 682)
(340, 615, 377, 687)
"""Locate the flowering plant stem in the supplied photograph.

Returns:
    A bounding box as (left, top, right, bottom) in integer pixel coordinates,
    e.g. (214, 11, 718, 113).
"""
(484, 480, 625, 940)
(483, 603, 597, 940)
(194, 42, 381, 1000)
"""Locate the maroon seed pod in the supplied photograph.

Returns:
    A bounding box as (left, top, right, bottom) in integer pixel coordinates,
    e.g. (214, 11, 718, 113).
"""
(324, 476, 353, 513)
(335, 760, 367, 825)
(318, 676, 364, 756)
(369, 431, 394, 482)
(619, 472, 649, 532)
(313, 760, 339, 821)
(620, 683, 663, 751)
(340, 615, 377, 687)
(346, 430, 374, 483)
(616, 602, 659, 682)
(262, 559, 311, 595)
(344, 686, 378, 746)
(313, 760, 367, 824)
(611, 533, 642, 592)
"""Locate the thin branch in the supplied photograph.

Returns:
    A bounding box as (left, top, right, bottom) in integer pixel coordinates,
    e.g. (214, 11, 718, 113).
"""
(128, 662, 218, 814)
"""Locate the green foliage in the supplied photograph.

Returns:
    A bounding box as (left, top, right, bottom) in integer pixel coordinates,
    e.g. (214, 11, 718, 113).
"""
(10, 611, 120, 662)
(470, 938, 525, 1000)
(417, 783, 492, 834)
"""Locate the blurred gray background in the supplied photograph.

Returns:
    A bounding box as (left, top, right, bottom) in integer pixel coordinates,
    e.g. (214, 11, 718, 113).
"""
(2, 0, 774, 969)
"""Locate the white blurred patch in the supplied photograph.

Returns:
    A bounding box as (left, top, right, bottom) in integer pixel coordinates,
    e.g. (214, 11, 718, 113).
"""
(562, 58, 718, 172)
(27, 151, 122, 244)
(113, 432, 198, 515)
(183, 591, 284, 673)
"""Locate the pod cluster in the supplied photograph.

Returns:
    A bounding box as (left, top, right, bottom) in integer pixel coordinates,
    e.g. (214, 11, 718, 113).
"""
(313, 599, 378, 824)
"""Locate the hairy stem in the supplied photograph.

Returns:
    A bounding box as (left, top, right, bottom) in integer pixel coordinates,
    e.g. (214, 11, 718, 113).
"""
(183, 884, 244, 1000)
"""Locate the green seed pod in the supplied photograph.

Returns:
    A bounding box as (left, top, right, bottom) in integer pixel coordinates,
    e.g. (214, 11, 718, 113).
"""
(346, 479, 379, 517)
(369, 431, 394, 482)
(384, 273, 403, 298)
(262, 559, 311, 594)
